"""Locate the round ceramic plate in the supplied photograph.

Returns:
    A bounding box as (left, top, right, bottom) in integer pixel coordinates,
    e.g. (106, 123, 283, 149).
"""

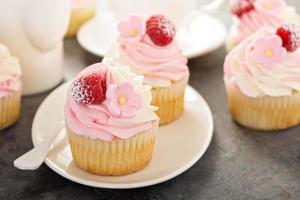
(32, 82, 213, 189)
(77, 12, 227, 59)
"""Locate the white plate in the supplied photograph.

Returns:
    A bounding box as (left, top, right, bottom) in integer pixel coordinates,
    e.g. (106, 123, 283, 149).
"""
(32, 82, 213, 189)
(77, 12, 227, 59)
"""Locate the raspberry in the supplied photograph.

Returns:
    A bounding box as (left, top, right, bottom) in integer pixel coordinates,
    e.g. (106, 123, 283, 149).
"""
(146, 15, 176, 46)
(71, 73, 106, 105)
(230, 0, 255, 18)
(276, 24, 300, 52)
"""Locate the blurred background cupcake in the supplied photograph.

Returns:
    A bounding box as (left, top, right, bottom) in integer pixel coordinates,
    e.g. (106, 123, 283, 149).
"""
(0, 44, 22, 130)
(226, 0, 300, 51)
(104, 14, 190, 125)
(65, 0, 96, 37)
(224, 24, 300, 130)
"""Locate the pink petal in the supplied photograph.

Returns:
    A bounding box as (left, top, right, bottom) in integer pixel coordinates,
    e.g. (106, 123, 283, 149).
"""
(271, 0, 285, 10)
(127, 92, 143, 108)
(252, 48, 265, 63)
(129, 15, 140, 21)
(117, 21, 132, 37)
(118, 82, 134, 97)
(269, 35, 282, 47)
(106, 84, 119, 101)
(129, 15, 142, 27)
(138, 24, 146, 36)
(253, 37, 268, 49)
(275, 48, 287, 61)
(254, 0, 285, 14)
(129, 15, 145, 35)
(107, 100, 121, 117)
(252, 35, 287, 66)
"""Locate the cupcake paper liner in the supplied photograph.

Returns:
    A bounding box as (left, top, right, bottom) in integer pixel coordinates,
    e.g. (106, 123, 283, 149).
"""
(151, 75, 189, 125)
(67, 121, 159, 176)
(226, 83, 300, 131)
(0, 91, 21, 130)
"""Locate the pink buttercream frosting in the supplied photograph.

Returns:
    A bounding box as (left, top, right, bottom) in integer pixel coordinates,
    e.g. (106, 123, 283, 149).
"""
(105, 15, 189, 87)
(119, 36, 188, 86)
(229, 0, 300, 47)
(65, 63, 158, 141)
(0, 79, 21, 97)
(224, 28, 300, 97)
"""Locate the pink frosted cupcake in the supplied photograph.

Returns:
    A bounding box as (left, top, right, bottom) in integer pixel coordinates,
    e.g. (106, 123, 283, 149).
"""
(0, 44, 21, 130)
(65, 62, 159, 176)
(224, 24, 300, 130)
(227, 0, 300, 51)
(105, 15, 189, 125)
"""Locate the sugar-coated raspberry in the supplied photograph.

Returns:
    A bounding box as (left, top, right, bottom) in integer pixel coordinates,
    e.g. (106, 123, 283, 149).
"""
(71, 73, 106, 105)
(146, 15, 176, 46)
(230, 0, 255, 18)
(276, 24, 300, 52)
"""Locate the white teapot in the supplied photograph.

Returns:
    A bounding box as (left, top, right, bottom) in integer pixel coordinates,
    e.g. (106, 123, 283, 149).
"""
(0, 0, 71, 95)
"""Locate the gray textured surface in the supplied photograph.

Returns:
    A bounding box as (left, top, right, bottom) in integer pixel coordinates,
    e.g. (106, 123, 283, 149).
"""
(1, 1, 300, 199)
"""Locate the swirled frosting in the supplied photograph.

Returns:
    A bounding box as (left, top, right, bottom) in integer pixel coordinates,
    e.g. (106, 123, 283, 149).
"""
(65, 63, 158, 141)
(224, 28, 300, 97)
(105, 15, 189, 88)
(0, 44, 21, 97)
(229, 0, 300, 46)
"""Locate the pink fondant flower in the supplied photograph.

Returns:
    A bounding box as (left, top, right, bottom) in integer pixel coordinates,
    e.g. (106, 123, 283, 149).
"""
(254, 0, 285, 15)
(117, 15, 145, 43)
(106, 82, 143, 118)
(252, 35, 287, 67)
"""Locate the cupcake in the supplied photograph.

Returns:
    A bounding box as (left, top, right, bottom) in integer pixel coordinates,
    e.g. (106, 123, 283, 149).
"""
(226, 0, 300, 51)
(65, 62, 159, 176)
(224, 24, 300, 131)
(65, 0, 96, 37)
(104, 15, 189, 125)
(0, 44, 22, 130)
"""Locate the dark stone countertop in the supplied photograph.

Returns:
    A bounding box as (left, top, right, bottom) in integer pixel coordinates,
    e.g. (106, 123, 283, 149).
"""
(0, 1, 299, 199)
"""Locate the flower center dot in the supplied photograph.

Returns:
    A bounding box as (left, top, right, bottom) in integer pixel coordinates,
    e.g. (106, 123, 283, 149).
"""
(264, 2, 273, 9)
(118, 96, 127, 105)
(265, 49, 273, 57)
(130, 28, 138, 37)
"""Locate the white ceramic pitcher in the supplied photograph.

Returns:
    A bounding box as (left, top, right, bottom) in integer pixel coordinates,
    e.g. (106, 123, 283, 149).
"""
(0, 0, 71, 95)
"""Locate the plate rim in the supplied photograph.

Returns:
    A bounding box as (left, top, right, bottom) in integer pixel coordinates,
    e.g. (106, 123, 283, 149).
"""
(76, 13, 227, 59)
(32, 82, 214, 189)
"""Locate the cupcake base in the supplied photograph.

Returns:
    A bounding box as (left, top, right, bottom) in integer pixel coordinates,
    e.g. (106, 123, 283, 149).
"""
(151, 75, 189, 125)
(0, 91, 21, 130)
(226, 83, 300, 131)
(67, 121, 159, 176)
